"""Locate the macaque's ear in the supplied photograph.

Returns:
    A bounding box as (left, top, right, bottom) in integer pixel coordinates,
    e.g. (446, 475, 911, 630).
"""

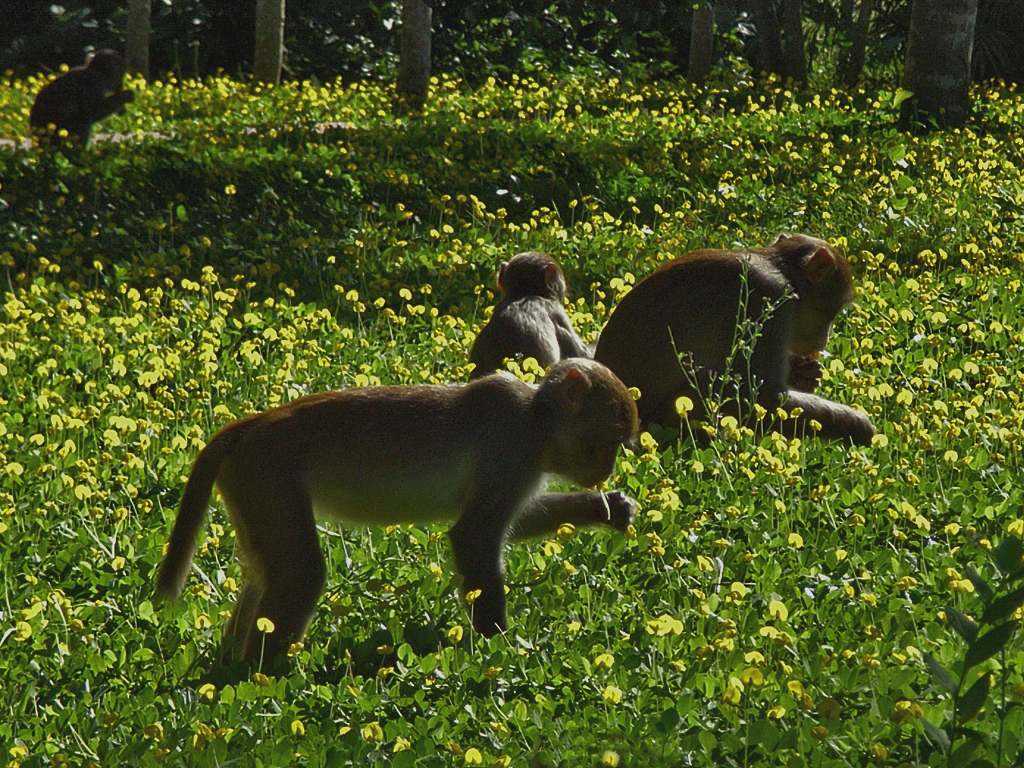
(804, 246, 836, 284)
(773, 232, 792, 245)
(497, 261, 509, 290)
(559, 364, 593, 410)
(543, 262, 562, 291)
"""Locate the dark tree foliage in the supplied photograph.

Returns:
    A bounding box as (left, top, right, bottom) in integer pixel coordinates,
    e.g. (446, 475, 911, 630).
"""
(3, 0, 1021, 84)
(1, 0, 742, 83)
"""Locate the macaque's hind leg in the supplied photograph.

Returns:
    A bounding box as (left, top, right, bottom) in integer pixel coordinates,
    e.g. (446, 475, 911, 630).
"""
(781, 390, 875, 445)
(238, 491, 326, 665)
(225, 582, 261, 650)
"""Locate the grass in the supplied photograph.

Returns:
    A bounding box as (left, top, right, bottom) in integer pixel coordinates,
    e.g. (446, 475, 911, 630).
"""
(1, 69, 1023, 766)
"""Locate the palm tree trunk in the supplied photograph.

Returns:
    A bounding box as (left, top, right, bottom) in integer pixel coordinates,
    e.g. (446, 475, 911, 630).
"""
(750, 0, 784, 75)
(126, 0, 151, 78)
(688, 3, 715, 83)
(841, 0, 873, 87)
(780, 0, 805, 82)
(396, 0, 432, 112)
(254, 0, 286, 84)
(901, 0, 978, 128)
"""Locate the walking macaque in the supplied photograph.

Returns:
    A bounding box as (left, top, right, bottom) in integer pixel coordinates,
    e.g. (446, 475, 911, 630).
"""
(594, 234, 875, 445)
(155, 359, 639, 664)
(30, 49, 134, 147)
(469, 252, 592, 380)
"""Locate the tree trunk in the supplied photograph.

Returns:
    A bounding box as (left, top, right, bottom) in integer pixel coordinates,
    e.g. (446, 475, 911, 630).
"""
(126, 0, 150, 78)
(395, 0, 432, 113)
(841, 0, 873, 87)
(254, 0, 286, 84)
(749, 0, 784, 75)
(901, 0, 978, 128)
(780, 0, 805, 82)
(688, 3, 715, 83)
(125, 0, 149, 78)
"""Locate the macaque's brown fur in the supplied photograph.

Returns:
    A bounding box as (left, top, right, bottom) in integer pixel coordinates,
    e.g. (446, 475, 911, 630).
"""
(30, 49, 134, 147)
(469, 252, 591, 379)
(595, 234, 874, 444)
(155, 359, 639, 664)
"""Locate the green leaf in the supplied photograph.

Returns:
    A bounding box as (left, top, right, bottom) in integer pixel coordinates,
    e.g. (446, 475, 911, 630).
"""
(890, 196, 909, 211)
(963, 622, 1018, 674)
(958, 673, 991, 722)
(964, 566, 994, 603)
(992, 537, 1024, 575)
(893, 88, 914, 109)
(949, 737, 980, 768)
(698, 730, 718, 752)
(924, 651, 958, 694)
(980, 584, 1024, 626)
(922, 717, 951, 751)
(886, 143, 907, 164)
(945, 606, 978, 643)
(137, 599, 156, 624)
(175, 203, 188, 222)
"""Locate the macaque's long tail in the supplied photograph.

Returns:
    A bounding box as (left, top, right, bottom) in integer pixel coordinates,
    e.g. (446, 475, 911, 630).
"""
(153, 422, 250, 600)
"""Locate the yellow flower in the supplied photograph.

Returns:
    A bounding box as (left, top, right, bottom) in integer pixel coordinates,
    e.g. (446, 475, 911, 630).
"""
(361, 721, 384, 742)
(602, 685, 623, 705)
(721, 677, 744, 705)
(787, 532, 804, 549)
(728, 581, 749, 600)
(393, 737, 411, 753)
(448, 625, 464, 643)
(594, 652, 615, 669)
(645, 614, 683, 636)
(768, 599, 789, 621)
(464, 747, 483, 765)
(601, 750, 620, 767)
(739, 667, 764, 686)
(675, 396, 694, 415)
(290, 719, 305, 736)
(256, 616, 276, 633)
(197, 683, 216, 701)
(14, 621, 32, 641)
(891, 700, 923, 723)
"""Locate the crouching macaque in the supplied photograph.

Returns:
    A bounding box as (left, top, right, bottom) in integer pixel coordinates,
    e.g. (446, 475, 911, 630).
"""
(155, 359, 639, 664)
(594, 234, 875, 445)
(30, 49, 134, 147)
(469, 252, 591, 379)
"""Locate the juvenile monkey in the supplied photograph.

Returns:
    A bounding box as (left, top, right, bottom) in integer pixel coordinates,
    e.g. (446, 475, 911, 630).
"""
(155, 359, 639, 663)
(30, 49, 134, 147)
(469, 252, 592, 380)
(595, 234, 875, 445)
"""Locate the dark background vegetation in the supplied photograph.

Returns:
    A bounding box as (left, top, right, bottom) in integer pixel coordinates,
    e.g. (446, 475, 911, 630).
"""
(3, 0, 1023, 85)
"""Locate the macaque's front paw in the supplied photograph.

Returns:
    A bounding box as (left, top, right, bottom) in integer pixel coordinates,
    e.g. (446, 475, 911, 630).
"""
(468, 584, 507, 637)
(788, 354, 822, 393)
(604, 491, 637, 532)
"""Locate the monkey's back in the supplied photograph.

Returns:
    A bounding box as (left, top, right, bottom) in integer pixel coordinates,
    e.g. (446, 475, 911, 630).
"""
(469, 297, 563, 379)
(595, 250, 792, 422)
(213, 379, 536, 526)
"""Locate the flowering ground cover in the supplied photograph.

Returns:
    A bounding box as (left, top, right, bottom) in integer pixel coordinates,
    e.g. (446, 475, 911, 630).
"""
(1, 71, 1023, 766)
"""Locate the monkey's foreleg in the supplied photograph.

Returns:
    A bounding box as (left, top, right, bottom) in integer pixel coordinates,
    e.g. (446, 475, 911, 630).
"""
(448, 510, 509, 637)
(509, 491, 637, 540)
